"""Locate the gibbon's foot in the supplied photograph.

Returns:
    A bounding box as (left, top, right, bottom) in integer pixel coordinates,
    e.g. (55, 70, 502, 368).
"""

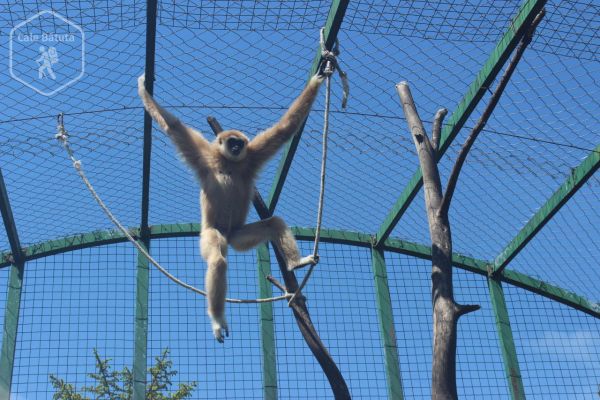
(288, 254, 319, 272)
(211, 316, 229, 343)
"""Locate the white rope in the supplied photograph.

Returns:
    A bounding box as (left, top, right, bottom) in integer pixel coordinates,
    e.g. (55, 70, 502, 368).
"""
(55, 114, 290, 304)
(288, 27, 341, 305)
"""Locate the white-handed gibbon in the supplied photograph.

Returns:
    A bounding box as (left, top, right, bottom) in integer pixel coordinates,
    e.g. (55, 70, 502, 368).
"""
(138, 73, 323, 342)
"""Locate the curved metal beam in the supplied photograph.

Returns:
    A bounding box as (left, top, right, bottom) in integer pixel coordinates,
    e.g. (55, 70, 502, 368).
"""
(0, 224, 597, 318)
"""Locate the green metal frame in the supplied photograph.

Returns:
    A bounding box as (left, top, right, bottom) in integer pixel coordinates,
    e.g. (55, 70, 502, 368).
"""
(1, 223, 595, 398)
(0, 170, 23, 265)
(0, 168, 25, 399)
(374, 0, 547, 245)
(133, 239, 150, 399)
(266, 0, 349, 213)
(133, 0, 158, 397)
(494, 143, 600, 274)
(488, 277, 526, 399)
(257, 244, 278, 400)
(0, 262, 23, 399)
(371, 247, 404, 399)
(501, 268, 600, 317)
(1, 224, 597, 319)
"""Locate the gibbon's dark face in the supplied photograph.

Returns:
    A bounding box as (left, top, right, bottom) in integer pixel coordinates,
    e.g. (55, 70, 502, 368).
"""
(227, 137, 245, 156)
(217, 130, 249, 162)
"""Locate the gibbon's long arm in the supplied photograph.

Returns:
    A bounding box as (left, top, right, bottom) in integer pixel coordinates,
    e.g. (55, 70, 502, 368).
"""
(248, 74, 323, 166)
(137, 75, 212, 176)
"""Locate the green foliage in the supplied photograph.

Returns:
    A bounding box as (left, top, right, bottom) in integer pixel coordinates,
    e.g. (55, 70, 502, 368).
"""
(49, 348, 197, 400)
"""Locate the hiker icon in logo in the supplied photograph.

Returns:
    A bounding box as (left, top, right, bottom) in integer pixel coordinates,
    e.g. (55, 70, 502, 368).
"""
(37, 46, 59, 80)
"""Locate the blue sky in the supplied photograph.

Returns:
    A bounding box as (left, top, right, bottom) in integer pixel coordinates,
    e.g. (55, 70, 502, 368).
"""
(0, 1, 599, 399)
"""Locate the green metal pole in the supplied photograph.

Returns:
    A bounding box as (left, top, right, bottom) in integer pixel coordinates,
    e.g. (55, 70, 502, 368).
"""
(0, 167, 25, 399)
(0, 262, 24, 399)
(494, 143, 600, 275)
(133, 0, 158, 395)
(266, 0, 349, 213)
(374, 0, 547, 246)
(370, 247, 404, 399)
(257, 244, 278, 400)
(133, 238, 150, 400)
(488, 276, 526, 399)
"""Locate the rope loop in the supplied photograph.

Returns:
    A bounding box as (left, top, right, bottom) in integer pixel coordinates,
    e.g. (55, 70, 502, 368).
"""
(319, 27, 339, 77)
(318, 27, 349, 108)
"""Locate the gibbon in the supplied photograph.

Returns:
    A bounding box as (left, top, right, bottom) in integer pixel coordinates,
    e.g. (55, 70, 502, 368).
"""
(138, 73, 323, 342)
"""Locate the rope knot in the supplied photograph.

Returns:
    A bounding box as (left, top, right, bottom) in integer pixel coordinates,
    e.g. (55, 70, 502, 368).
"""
(55, 113, 68, 143)
(319, 27, 339, 77)
(320, 51, 337, 76)
(318, 27, 349, 108)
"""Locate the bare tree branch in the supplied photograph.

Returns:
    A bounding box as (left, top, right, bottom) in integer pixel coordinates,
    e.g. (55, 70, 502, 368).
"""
(396, 82, 444, 207)
(397, 82, 481, 400)
(439, 9, 545, 217)
(456, 303, 481, 318)
(266, 274, 287, 294)
(431, 108, 448, 153)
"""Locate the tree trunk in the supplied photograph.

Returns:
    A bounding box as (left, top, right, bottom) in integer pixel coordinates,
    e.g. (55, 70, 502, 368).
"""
(396, 83, 479, 400)
(430, 214, 458, 400)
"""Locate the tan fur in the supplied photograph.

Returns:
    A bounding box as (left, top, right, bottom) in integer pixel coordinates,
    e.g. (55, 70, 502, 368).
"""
(138, 74, 323, 342)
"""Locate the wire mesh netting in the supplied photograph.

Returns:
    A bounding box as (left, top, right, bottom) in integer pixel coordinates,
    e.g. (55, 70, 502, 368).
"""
(505, 284, 600, 399)
(0, 0, 598, 399)
(148, 237, 265, 399)
(10, 243, 136, 398)
(386, 253, 510, 399)
(271, 241, 388, 398)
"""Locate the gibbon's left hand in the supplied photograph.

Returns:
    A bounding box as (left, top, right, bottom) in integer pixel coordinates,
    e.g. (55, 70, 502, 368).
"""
(312, 73, 326, 85)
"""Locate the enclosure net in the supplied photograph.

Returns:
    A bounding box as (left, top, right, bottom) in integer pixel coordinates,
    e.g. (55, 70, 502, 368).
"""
(0, 1, 598, 399)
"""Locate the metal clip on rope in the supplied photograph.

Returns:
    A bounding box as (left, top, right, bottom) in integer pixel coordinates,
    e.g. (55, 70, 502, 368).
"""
(318, 27, 349, 108)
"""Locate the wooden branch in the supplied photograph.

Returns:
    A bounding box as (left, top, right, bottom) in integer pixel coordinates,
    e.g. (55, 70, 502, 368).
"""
(266, 274, 287, 294)
(395, 10, 544, 400)
(397, 83, 480, 400)
(207, 116, 350, 399)
(431, 108, 448, 153)
(396, 82, 444, 208)
(456, 303, 481, 317)
(439, 9, 545, 217)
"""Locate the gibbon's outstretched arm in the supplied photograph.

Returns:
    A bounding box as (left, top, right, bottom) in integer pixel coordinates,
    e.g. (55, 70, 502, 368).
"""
(248, 74, 324, 167)
(137, 75, 212, 176)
